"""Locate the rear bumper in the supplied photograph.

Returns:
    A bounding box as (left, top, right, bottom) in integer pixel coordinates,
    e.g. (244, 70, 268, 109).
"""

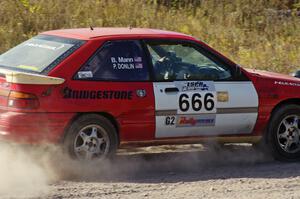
(0, 111, 75, 143)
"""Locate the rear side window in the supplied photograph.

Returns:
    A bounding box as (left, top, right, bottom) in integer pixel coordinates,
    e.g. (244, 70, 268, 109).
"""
(75, 40, 149, 81)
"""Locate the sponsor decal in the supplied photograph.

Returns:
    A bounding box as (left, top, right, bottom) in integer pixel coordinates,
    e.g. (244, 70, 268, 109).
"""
(175, 81, 215, 92)
(77, 71, 93, 79)
(136, 89, 146, 98)
(63, 87, 133, 100)
(111, 56, 143, 70)
(217, 91, 229, 102)
(176, 115, 215, 127)
(274, 81, 300, 87)
(24, 43, 65, 51)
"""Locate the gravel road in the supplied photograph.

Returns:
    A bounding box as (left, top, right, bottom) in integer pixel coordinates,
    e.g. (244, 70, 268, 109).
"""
(1, 144, 300, 199)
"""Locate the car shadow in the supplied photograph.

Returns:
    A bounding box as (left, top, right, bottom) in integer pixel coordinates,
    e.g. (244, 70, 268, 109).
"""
(58, 144, 300, 183)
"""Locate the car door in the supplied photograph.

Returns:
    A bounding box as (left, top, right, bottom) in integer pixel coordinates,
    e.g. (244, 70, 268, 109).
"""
(144, 39, 259, 138)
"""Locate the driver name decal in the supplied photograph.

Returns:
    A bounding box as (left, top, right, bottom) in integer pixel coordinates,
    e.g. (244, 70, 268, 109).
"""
(111, 56, 143, 70)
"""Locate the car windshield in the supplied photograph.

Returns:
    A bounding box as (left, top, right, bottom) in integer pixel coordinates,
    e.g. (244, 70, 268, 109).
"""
(0, 35, 85, 73)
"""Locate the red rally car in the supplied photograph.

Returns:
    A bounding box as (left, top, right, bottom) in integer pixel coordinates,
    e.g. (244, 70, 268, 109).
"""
(0, 27, 300, 161)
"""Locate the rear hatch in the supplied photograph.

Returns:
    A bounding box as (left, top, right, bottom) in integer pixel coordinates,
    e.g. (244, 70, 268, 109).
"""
(0, 35, 84, 110)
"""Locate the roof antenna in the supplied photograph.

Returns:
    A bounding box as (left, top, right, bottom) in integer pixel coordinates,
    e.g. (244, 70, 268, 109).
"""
(90, 26, 94, 31)
(129, 25, 133, 30)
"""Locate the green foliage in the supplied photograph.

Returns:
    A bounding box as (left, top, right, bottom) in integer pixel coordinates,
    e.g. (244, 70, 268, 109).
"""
(1, 0, 300, 74)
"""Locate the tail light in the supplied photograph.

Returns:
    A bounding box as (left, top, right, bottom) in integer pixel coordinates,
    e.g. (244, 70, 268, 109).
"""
(7, 91, 39, 109)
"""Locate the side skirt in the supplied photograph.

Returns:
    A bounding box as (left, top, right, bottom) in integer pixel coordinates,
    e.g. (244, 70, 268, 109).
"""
(119, 135, 262, 148)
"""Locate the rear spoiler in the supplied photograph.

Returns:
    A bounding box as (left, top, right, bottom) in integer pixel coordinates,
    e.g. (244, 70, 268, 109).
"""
(0, 69, 65, 85)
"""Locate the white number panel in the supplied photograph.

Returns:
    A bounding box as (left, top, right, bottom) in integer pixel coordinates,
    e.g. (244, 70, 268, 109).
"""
(154, 81, 259, 138)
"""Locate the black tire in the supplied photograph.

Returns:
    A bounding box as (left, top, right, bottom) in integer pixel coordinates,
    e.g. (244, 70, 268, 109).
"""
(63, 114, 118, 160)
(267, 104, 300, 161)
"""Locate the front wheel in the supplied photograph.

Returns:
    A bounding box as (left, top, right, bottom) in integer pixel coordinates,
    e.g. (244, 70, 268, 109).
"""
(267, 104, 300, 161)
(64, 114, 118, 161)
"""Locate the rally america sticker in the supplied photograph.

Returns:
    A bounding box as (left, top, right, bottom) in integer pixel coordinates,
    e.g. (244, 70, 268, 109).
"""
(176, 115, 216, 127)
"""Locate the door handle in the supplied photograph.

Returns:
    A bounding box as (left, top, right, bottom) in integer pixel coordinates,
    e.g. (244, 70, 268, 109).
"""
(165, 87, 179, 93)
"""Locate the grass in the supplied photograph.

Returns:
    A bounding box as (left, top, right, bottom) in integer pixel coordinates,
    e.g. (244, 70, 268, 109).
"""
(0, 0, 300, 74)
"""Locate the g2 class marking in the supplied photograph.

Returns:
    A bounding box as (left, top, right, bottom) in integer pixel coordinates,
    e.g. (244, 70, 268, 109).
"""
(165, 116, 176, 126)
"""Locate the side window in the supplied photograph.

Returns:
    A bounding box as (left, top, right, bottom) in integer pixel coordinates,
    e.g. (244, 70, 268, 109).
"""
(75, 40, 149, 81)
(145, 41, 232, 81)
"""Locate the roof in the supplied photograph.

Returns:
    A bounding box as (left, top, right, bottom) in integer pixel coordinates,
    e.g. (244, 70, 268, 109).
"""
(42, 27, 192, 40)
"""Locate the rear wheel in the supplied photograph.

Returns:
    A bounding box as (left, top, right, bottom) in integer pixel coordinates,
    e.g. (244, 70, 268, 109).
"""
(267, 104, 300, 161)
(64, 114, 118, 160)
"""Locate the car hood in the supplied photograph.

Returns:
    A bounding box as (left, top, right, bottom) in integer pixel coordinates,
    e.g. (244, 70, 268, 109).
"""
(244, 68, 300, 82)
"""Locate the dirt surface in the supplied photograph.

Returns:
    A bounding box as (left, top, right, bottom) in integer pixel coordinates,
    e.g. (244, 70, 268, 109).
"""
(1, 143, 300, 199)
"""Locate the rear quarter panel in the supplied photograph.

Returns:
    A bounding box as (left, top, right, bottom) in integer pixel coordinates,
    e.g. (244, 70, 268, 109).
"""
(48, 36, 155, 141)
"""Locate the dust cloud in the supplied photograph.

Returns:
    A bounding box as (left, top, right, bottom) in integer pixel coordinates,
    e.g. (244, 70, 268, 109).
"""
(49, 143, 272, 182)
(0, 142, 271, 198)
(0, 143, 50, 198)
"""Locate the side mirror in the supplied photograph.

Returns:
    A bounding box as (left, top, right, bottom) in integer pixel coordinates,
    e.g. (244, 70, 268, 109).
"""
(292, 70, 300, 78)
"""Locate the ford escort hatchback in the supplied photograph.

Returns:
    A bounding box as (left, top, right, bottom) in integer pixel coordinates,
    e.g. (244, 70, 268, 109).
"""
(0, 28, 300, 161)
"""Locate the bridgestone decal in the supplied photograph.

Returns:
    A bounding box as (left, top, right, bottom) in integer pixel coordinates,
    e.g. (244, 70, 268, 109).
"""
(63, 87, 133, 100)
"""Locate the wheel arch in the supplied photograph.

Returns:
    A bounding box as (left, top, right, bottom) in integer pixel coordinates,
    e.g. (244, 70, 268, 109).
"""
(258, 98, 300, 144)
(61, 112, 120, 144)
(271, 98, 300, 116)
(264, 99, 300, 161)
(261, 98, 300, 140)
